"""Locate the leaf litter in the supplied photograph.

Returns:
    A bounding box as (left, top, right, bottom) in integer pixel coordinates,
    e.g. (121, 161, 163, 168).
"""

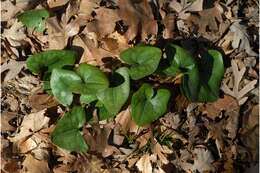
(1, 0, 259, 173)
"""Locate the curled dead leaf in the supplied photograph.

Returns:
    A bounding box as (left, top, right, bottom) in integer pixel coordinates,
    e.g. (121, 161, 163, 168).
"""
(136, 154, 152, 173)
(22, 154, 50, 173)
(8, 109, 49, 143)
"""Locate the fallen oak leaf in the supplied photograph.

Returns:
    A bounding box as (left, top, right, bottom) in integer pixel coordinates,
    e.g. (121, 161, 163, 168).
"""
(229, 21, 257, 56)
(201, 95, 239, 120)
(2, 20, 27, 47)
(47, 0, 70, 8)
(22, 154, 50, 173)
(152, 142, 173, 164)
(191, 147, 215, 172)
(1, 111, 17, 131)
(94, 7, 120, 38)
(115, 106, 138, 134)
(169, 0, 203, 19)
(221, 60, 257, 105)
(29, 92, 58, 111)
(118, 0, 158, 41)
(1, 0, 20, 21)
(8, 109, 49, 143)
(185, 2, 229, 40)
(136, 154, 153, 173)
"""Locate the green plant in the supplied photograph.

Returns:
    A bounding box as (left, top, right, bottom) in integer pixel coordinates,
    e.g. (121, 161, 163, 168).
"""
(18, 9, 49, 32)
(26, 44, 224, 152)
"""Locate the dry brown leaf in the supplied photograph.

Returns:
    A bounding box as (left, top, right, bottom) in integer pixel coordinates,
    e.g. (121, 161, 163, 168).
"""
(47, 0, 70, 8)
(2, 159, 20, 173)
(191, 148, 215, 172)
(72, 35, 98, 65)
(5, 75, 40, 95)
(2, 20, 27, 47)
(160, 112, 181, 129)
(83, 123, 112, 154)
(29, 92, 58, 111)
(94, 8, 120, 38)
(239, 104, 259, 161)
(186, 2, 229, 40)
(1, 111, 17, 131)
(162, 14, 176, 39)
(219, 20, 257, 56)
(1, 1, 20, 21)
(8, 109, 49, 143)
(101, 32, 129, 55)
(229, 21, 257, 56)
(77, 32, 115, 67)
(153, 142, 172, 164)
(174, 147, 215, 172)
(113, 127, 125, 145)
(169, 0, 203, 19)
(115, 107, 138, 134)
(221, 60, 257, 105)
(16, 133, 49, 160)
(1, 59, 25, 82)
(136, 154, 152, 173)
(154, 167, 166, 173)
(102, 145, 121, 158)
(53, 165, 72, 173)
(79, 0, 100, 17)
(46, 17, 68, 49)
(4, 94, 19, 112)
(22, 154, 50, 173)
(202, 95, 239, 120)
(136, 130, 152, 148)
(118, 0, 157, 41)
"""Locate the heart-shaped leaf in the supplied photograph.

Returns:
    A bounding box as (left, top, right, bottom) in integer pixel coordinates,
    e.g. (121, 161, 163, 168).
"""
(120, 46, 162, 80)
(51, 106, 88, 152)
(50, 68, 83, 106)
(131, 83, 171, 126)
(26, 50, 77, 74)
(75, 64, 109, 94)
(17, 9, 49, 32)
(164, 44, 200, 101)
(163, 44, 197, 76)
(80, 94, 97, 105)
(197, 50, 224, 102)
(96, 67, 130, 119)
(164, 44, 224, 102)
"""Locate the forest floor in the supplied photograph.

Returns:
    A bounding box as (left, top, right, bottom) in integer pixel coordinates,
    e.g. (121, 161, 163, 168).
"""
(1, 0, 259, 173)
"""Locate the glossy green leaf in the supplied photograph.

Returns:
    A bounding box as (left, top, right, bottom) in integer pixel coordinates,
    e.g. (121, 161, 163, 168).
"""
(164, 44, 200, 101)
(164, 44, 224, 102)
(96, 67, 130, 119)
(163, 44, 197, 76)
(26, 50, 77, 74)
(51, 106, 88, 152)
(197, 50, 224, 102)
(80, 94, 97, 104)
(18, 9, 49, 32)
(50, 68, 83, 106)
(120, 46, 162, 80)
(131, 83, 171, 126)
(75, 64, 109, 94)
